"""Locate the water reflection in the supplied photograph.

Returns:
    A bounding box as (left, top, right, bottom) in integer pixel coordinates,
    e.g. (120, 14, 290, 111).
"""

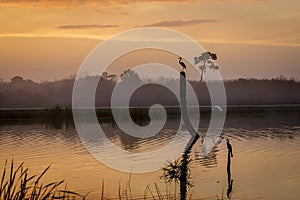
(1, 111, 298, 141)
(226, 139, 234, 199)
(196, 146, 219, 168)
(161, 134, 199, 200)
(0, 112, 299, 199)
(44, 106, 73, 129)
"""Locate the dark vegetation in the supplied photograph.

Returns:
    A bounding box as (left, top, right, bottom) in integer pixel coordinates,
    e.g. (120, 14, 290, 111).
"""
(0, 74, 299, 121)
(0, 160, 84, 200)
(1, 75, 299, 108)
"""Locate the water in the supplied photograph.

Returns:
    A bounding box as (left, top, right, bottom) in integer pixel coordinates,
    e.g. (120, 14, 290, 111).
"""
(0, 113, 300, 199)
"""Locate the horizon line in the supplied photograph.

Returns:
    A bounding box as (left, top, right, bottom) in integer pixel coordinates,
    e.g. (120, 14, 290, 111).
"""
(1, 75, 299, 83)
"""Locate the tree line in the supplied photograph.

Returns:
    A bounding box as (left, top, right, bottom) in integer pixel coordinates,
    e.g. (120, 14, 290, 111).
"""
(0, 74, 299, 108)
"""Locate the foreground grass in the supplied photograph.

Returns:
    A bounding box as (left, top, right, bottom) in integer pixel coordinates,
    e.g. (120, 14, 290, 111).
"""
(1, 160, 227, 200)
(0, 160, 85, 200)
(0, 160, 189, 200)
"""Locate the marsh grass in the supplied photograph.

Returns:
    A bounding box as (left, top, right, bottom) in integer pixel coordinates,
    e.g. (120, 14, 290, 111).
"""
(216, 190, 225, 200)
(0, 160, 222, 200)
(0, 160, 85, 200)
(99, 172, 183, 200)
(143, 182, 194, 200)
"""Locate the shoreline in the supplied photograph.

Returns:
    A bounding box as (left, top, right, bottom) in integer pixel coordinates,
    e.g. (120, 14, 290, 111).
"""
(0, 105, 299, 121)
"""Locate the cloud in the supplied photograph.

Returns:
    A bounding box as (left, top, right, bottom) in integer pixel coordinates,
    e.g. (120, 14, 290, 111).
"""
(142, 19, 220, 27)
(96, 6, 130, 15)
(0, 0, 97, 8)
(0, 0, 192, 8)
(56, 24, 119, 29)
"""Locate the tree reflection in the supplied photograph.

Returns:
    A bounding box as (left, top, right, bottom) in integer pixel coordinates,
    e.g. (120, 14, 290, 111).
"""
(161, 136, 198, 200)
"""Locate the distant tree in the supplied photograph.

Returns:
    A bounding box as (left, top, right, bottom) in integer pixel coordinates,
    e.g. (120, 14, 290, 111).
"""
(107, 74, 116, 80)
(278, 74, 287, 81)
(194, 52, 219, 83)
(102, 72, 108, 78)
(101, 72, 116, 81)
(120, 69, 140, 81)
(11, 76, 24, 83)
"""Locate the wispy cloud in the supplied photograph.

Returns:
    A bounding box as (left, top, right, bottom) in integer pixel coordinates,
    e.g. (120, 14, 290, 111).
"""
(56, 24, 119, 29)
(0, 0, 192, 8)
(142, 19, 220, 27)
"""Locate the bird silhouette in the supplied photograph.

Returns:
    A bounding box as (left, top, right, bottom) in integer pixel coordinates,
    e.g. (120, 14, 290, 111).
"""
(178, 57, 186, 71)
(226, 139, 233, 157)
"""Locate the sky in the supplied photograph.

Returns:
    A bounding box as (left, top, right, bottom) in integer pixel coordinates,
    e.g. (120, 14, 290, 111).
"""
(0, 0, 300, 81)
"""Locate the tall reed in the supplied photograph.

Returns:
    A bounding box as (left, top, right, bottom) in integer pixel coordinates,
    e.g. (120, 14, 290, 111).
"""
(0, 160, 84, 200)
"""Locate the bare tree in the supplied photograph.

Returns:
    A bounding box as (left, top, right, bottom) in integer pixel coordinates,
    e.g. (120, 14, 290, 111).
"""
(194, 52, 219, 82)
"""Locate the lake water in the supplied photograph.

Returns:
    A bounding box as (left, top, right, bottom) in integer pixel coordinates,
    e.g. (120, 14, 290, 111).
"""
(0, 112, 300, 199)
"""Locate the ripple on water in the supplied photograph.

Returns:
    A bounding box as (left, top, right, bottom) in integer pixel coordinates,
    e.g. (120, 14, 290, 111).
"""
(0, 116, 300, 200)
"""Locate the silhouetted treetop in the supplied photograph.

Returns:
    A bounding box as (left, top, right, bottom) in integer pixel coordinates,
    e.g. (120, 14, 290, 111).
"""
(194, 51, 219, 82)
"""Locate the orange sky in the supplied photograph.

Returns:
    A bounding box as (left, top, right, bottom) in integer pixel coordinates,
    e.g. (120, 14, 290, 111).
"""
(0, 0, 300, 81)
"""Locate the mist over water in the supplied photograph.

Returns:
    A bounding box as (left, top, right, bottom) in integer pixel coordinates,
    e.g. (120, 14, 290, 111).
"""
(1, 76, 299, 108)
